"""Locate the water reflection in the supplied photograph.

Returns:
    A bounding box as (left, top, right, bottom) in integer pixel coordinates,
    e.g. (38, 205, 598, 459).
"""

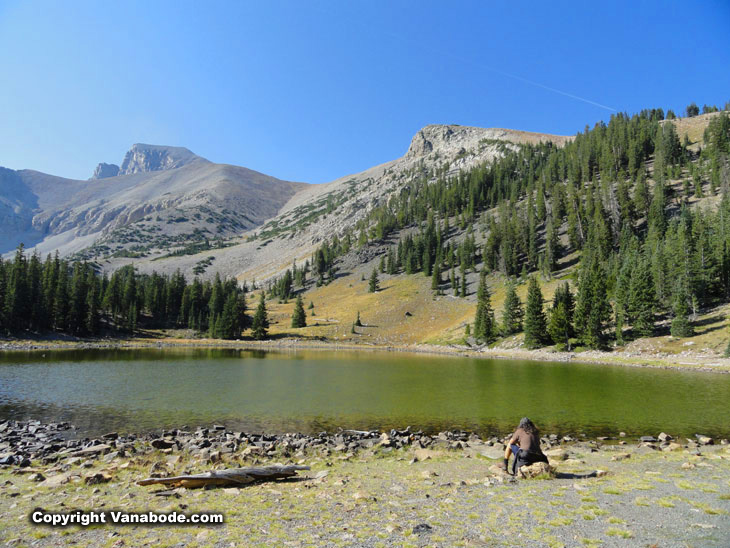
(0, 348, 728, 439)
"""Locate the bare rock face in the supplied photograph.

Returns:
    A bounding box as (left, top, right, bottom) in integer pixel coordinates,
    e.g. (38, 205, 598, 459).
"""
(119, 144, 201, 175)
(406, 125, 456, 158)
(90, 163, 120, 180)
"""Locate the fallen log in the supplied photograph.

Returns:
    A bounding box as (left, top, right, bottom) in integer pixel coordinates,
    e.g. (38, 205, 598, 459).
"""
(137, 465, 310, 489)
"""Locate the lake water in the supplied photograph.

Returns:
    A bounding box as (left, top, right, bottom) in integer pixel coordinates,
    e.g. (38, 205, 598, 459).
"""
(1, 348, 729, 439)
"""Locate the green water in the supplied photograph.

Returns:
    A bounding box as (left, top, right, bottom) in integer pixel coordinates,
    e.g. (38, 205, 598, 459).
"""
(0, 348, 728, 439)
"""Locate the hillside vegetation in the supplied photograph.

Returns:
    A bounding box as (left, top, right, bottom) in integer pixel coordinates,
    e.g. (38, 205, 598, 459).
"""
(2, 105, 730, 360)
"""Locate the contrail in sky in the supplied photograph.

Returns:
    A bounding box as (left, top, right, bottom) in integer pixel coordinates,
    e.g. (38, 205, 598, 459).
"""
(377, 28, 618, 113)
(313, 3, 618, 113)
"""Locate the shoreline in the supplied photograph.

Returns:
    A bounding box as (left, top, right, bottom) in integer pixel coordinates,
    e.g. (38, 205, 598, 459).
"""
(2, 418, 729, 547)
(2, 334, 730, 374)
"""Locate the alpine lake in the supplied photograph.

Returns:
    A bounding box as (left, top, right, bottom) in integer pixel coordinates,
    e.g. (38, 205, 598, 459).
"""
(1, 347, 729, 440)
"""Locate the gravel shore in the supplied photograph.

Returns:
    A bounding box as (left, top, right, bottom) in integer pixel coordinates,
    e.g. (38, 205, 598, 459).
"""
(1, 420, 729, 547)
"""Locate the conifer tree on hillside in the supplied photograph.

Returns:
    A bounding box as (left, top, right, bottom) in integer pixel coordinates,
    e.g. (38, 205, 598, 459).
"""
(574, 258, 612, 349)
(251, 293, 269, 340)
(291, 294, 307, 328)
(501, 281, 523, 336)
(473, 272, 496, 343)
(431, 263, 441, 291)
(670, 283, 694, 338)
(548, 282, 574, 350)
(368, 268, 379, 293)
(628, 252, 656, 337)
(524, 276, 547, 349)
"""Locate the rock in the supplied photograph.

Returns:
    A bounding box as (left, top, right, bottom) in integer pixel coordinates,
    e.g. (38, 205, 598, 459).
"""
(84, 471, 112, 485)
(119, 144, 198, 175)
(420, 470, 438, 479)
(90, 163, 120, 179)
(75, 444, 111, 457)
(682, 462, 696, 470)
(519, 461, 555, 479)
(412, 523, 433, 535)
(28, 473, 45, 482)
(151, 439, 175, 450)
(544, 448, 568, 461)
(0, 455, 15, 465)
(640, 436, 657, 443)
(102, 432, 119, 440)
(663, 442, 682, 452)
(414, 448, 434, 462)
(696, 435, 714, 446)
(489, 464, 510, 476)
(658, 432, 673, 442)
(313, 470, 329, 480)
(40, 472, 73, 487)
(611, 453, 631, 461)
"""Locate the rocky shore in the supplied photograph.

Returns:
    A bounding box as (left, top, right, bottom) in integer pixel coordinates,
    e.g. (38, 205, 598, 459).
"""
(2, 419, 726, 471)
(2, 419, 729, 547)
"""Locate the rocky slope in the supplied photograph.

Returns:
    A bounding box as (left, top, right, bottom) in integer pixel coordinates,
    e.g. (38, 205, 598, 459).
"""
(0, 145, 306, 258)
(113, 124, 570, 281)
(1, 125, 569, 278)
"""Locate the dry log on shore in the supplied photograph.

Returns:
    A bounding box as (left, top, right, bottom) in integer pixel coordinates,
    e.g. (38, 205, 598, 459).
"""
(137, 464, 310, 488)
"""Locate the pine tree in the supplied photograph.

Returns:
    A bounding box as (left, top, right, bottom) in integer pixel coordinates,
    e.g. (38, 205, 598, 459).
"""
(251, 293, 269, 340)
(574, 258, 612, 349)
(355, 311, 362, 327)
(218, 292, 245, 339)
(368, 268, 379, 293)
(670, 283, 694, 337)
(628, 253, 656, 337)
(473, 272, 496, 343)
(431, 263, 441, 291)
(501, 282, 523, 335)
(548, 282, 574, 349)
(291, 294, 307, 328)
(548, 301, 570, 350)
(523, 276, 547, 349)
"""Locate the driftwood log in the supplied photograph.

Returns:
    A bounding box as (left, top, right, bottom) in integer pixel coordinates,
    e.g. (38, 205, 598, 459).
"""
(137, 465, 310, 489)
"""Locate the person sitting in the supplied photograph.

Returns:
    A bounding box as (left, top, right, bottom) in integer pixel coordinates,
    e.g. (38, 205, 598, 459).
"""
(503, 417, 548, 475)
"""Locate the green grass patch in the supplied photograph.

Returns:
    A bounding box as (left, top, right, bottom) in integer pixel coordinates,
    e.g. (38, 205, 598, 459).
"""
(605, 527, 633, 539)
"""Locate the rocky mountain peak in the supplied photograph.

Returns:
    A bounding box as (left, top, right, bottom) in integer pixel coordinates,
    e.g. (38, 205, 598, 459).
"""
(118, 144, 203, 175)
(90, 162, 120, 180)
(406, 125, 459, 158)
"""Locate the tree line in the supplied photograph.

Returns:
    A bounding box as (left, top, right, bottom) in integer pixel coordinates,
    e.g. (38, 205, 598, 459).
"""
(0, 247, 250, 340)
(307, 108, 730, 348)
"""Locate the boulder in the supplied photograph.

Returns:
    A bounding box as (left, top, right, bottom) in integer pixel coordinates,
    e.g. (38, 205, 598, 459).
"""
(519, 461, 555, 479)
(84, 471, 112, 485)
(544, 448, 568, 461)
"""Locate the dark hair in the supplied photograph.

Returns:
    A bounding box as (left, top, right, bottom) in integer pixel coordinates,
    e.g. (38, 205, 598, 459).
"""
(519, 417, 537, 434)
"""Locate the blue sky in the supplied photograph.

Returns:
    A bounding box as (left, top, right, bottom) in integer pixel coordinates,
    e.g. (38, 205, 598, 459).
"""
(0, 1, 728, 183)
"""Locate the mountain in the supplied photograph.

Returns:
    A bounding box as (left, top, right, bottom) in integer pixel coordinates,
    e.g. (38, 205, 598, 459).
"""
(1, 124, 570, 279)
(100, 124, 570, 280)
(0, 144, 306, 257)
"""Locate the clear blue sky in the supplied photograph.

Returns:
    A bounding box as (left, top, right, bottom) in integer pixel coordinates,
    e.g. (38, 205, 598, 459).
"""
(1, 1, 728, 183)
